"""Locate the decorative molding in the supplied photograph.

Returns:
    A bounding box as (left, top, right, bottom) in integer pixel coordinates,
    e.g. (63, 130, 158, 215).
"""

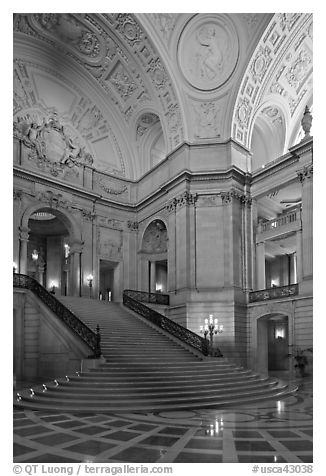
(35, 190, 71, 209)
(96, 177, 128, 196)
(193, 101, 221, 139)
(166, 191, 198, 212)
(81, 209, 96, 222)
(221, 190, 252, 205)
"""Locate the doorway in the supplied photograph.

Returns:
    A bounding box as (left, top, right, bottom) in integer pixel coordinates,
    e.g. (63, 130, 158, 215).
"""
(256, 314, 289, 376)
(99, 259, 119, 301)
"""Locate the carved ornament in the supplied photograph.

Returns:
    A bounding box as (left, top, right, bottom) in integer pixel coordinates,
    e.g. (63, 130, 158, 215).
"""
(193, 101, 221, 139)
(178, 14, 239, 91)
(297, 163, 313, 183)
(97, 178, 128, 196)
(166, 191, 198, 212)
(127, 221, 139, 231)
(13, 112, 94, 178)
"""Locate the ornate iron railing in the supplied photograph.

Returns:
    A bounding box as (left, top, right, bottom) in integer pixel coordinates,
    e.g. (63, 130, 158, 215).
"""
(13, 273, 101, 357)
(123, 289, 169, 306)
(123, 290, 213, 357)
(249, 284, 298, 303)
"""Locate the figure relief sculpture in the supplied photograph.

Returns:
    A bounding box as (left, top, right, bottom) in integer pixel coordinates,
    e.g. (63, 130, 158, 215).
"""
(178, 16, 238, 91)
(195, 25, 226, 82)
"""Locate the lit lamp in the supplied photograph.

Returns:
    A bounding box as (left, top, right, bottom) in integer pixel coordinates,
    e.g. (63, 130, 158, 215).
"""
(13, 262, 17, 274)
(87, 274, 93, 298)
(50, 281, 56, 295)
(200, 314, 223, 356)
(31, 249, 39, 261)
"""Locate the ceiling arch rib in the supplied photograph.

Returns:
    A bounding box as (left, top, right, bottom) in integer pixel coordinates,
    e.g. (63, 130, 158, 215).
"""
(232, 13, 313, 162)
(13, 13, 186, 180)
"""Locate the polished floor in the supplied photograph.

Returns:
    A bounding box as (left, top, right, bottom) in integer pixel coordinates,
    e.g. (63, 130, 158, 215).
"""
(13, 375, 312, 464)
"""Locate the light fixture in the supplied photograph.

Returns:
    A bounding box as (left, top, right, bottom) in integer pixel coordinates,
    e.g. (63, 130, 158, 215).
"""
(42, 384, 47, 392)
(87, 274, 93, 298)
(13, 262, 17, 273)
(200, 314, 223, 356)
(30, 388, 35, 398)
(65, 376, 70, 382)
(32, 249, 38, 261)
(54, 379, 59, 386)
(50, 281, 56, 295)
(16, 393, 21, 402)
(64, 243, 70, 258)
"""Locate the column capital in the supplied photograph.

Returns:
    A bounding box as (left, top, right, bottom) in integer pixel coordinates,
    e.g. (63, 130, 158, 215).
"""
(70, 240, 84, 254)
(221, 190, 252, 206)
(297, 163, 313, 183)
(127, 220, 139, 232)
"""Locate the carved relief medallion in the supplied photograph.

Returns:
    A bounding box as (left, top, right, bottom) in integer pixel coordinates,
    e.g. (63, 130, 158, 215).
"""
(178, 15, 239, 91)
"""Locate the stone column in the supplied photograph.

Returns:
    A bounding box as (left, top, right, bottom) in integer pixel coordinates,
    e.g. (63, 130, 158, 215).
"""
(69, 241, 83, 297)
(19, 226, 30, 275)
(256, 241, 266, 290)
(150, 261, 156, 293)
(297, 164, 313, 283)
(296, 229, 303, 283)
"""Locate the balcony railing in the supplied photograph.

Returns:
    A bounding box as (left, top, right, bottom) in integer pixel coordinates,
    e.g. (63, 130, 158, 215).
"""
(258, 209, 301, 234)
(123, 289, 169, 306)
(249, 284, 299, 303)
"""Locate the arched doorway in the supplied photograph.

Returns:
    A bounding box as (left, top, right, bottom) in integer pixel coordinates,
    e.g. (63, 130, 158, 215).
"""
(140, 219, 168, 293)
(26, 209, 71, 295)
(256, 313, 289, 377)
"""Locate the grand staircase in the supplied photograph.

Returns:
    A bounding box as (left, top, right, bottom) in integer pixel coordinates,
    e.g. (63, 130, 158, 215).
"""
(14, 296, 297, 412)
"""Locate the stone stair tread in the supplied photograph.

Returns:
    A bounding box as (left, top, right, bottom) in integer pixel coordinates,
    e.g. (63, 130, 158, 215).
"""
(15, 297, 297, 412)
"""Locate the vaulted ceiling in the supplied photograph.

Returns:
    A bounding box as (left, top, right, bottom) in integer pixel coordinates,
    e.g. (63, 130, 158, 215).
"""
(13, 13, 313, 180)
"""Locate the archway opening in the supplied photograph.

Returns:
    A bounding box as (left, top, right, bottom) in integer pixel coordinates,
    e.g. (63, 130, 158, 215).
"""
(27, 208, 71, 295)
(141, 219, 168, 294)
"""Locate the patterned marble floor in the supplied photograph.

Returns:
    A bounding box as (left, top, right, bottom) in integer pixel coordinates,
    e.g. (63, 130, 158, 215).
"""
(13, 377, 312, 464)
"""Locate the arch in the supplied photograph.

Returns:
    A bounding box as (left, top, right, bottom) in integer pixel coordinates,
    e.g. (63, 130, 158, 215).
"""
(21, 202, 82, 244)
(249, 100, 288, 170)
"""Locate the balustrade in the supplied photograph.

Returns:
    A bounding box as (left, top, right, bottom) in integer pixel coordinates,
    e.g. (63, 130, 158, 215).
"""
(13, 273, 101, 357)
(258, 209, 301, 234)
(249, 284, 298, 303)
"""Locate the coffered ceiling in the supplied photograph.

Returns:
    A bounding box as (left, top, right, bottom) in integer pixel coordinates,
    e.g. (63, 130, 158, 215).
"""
(13, 13, 313, 180)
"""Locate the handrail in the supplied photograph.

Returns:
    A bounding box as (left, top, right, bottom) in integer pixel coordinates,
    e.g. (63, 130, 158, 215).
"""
(249, 284, 298, 303)
(123, 290, 220, 357)
(13, 273, 101, 358)
(123, 289, 169, 306)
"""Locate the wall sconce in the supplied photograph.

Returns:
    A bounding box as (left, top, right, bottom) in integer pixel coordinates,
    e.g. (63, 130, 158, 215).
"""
(87, 274, 93, 298)
(64, 243, 70, 259)
(50, 281, 56, 295)
(32, 249, 39, 261)
(13, 262, 17, 273)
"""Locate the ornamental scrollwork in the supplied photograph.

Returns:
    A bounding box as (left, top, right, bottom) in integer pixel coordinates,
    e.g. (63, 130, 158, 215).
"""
(13, 112, 94, 178)
(166, 191, 198, 212)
